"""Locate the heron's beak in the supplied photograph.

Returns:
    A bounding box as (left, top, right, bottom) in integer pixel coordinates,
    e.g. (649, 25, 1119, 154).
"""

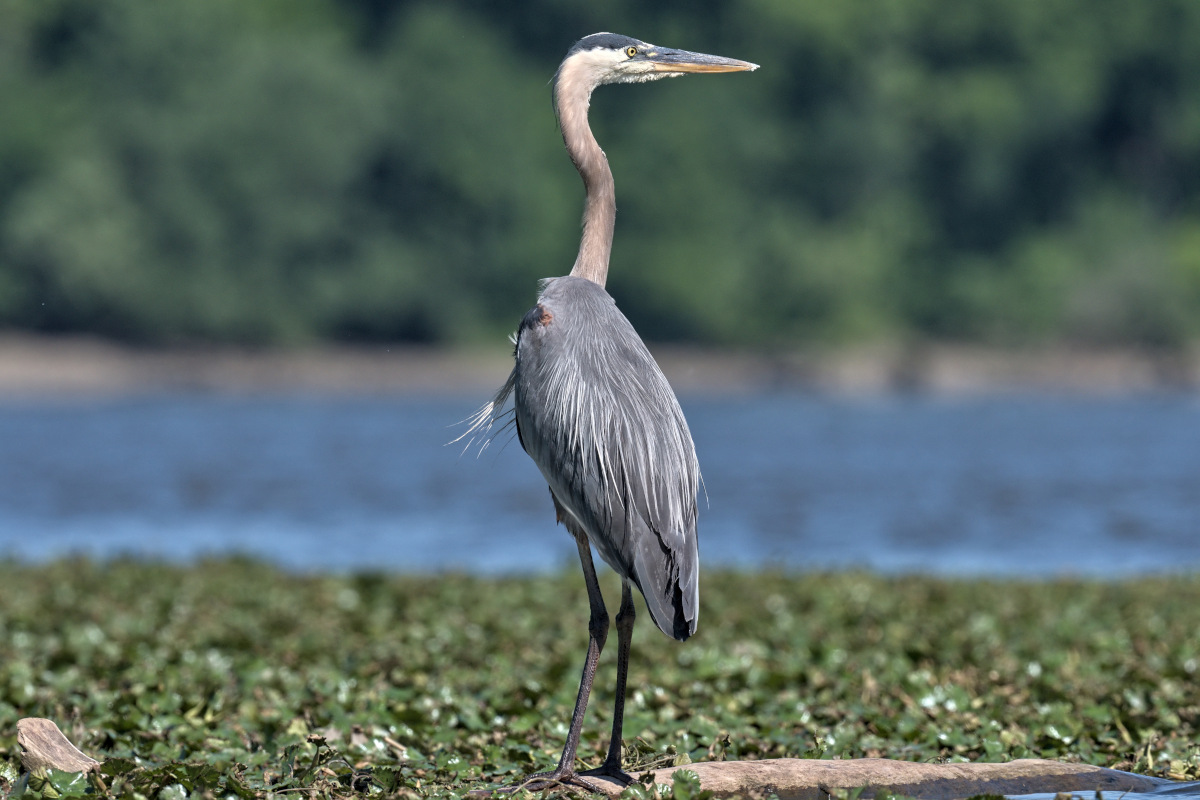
(648, 48, 759, 75)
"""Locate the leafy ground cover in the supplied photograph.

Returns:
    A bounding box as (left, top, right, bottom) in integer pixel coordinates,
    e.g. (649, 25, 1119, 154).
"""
(0, 559, 1197, 798)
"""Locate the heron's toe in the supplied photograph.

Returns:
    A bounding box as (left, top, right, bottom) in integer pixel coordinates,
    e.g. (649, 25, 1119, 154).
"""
(473, 768, 610, 796)
(578, 762, 633, 787)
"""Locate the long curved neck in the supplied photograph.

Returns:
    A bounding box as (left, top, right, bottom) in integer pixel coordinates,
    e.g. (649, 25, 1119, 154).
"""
(555, 61, 615, 287)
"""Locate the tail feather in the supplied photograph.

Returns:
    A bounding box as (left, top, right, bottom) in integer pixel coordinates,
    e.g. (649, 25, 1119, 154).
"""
(631, 537, 698, 642)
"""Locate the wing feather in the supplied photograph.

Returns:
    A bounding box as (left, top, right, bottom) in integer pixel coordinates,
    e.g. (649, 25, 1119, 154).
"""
(510, 277, 699, 640)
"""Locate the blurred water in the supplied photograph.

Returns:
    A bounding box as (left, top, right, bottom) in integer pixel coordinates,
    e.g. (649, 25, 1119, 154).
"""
(0, 392, 1198, 575)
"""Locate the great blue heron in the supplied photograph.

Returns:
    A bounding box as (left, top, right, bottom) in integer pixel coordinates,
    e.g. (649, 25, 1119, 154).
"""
(467, 33, 756, 793)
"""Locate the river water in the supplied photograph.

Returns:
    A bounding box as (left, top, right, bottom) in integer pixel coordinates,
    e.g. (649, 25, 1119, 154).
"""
(1, 391, 1198, 575)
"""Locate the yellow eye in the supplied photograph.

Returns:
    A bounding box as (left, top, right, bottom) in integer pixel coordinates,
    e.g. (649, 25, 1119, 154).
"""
(625, 46, 638, 57)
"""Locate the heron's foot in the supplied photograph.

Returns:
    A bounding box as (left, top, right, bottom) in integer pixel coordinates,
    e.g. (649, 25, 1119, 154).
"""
(478, 765, 621, 796)
(578, 760, 634, 787)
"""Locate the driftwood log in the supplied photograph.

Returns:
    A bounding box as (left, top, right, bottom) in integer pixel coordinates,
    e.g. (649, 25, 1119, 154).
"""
(16, 718, 102, 775)
(511, 757, 1172, 799)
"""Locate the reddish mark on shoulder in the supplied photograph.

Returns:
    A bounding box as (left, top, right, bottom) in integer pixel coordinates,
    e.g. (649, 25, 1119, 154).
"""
(519, 303, 554, 335)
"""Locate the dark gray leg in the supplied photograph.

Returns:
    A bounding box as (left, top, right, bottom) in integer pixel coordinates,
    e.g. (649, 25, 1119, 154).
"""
(551, 532, 610, 774)
(507, 530, 611, 794)
(579, 580, 635, 784)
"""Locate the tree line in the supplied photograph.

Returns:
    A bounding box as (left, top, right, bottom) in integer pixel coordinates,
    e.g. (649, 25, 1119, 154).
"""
(2, 0, 1198, 349)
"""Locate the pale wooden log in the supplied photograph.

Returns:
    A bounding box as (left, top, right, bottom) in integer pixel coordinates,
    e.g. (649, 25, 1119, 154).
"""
(617, 758, 1168, 799)
(477, 757, 1170, 798)
(16, 718, 102, 775)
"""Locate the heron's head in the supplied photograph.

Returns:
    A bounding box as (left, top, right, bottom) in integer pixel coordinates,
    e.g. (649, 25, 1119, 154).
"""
(554, 33, 757, 100)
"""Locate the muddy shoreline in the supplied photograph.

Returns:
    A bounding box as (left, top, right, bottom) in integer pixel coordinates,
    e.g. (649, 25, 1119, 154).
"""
(0, 334, 1197, 397)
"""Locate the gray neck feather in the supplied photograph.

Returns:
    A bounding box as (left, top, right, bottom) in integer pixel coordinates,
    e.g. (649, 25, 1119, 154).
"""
(555, 57, 615, 287)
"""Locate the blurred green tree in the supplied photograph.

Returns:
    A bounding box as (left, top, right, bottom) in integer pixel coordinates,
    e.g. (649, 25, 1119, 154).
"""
(1, 0, 1198, 349)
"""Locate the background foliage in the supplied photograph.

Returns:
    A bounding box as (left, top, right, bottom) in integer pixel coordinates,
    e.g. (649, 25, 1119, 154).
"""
(2, 0, 1200, 348)
(0, 560, 1198, 798)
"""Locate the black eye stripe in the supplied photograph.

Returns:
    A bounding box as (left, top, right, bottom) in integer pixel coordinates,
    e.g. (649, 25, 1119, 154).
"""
(567, 33, 643, 57)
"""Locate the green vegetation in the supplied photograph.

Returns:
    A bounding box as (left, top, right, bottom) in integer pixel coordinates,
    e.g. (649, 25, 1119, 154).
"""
(2, 1, 1200, 350)
(0, 560, 1197, 798)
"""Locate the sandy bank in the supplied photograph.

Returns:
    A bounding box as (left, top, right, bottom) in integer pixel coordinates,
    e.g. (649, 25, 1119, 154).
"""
(0, 334, 1197, 397)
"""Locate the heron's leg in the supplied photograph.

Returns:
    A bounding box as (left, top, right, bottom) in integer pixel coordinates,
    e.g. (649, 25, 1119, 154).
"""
(579, 580, 635, 784)
(552, 531, 610, 773)
(507, 529, 611, 794)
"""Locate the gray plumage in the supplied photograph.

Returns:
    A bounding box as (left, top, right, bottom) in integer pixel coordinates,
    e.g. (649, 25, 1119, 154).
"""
(515, 276, 699, 639)
(464, 32, 756, 794)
